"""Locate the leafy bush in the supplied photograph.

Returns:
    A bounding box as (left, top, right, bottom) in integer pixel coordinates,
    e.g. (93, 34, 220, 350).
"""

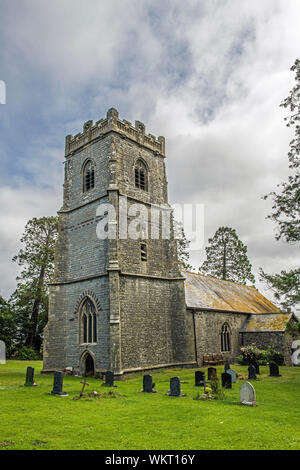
(13, 346, 42, 360)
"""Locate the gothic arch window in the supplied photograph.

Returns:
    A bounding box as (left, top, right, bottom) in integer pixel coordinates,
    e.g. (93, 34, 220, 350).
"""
(134, 159, 148, 191)
(80, 298, 97, 344)
(83, 160, 95, 193)
(220, 323, 231, 352)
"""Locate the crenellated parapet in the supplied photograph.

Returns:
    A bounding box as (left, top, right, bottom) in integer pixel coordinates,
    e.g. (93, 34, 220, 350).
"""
(65, 108, 165, 157)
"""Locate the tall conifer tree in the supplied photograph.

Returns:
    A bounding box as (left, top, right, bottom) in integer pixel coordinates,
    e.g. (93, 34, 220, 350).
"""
(199, 226, 255, 285)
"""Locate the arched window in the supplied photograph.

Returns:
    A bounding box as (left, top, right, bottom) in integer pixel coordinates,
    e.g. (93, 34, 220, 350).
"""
(220, 323, 231, 352)
(80, 298, 97, 344)
(134, 159, 148, 191)
(83, 160, 95, 192)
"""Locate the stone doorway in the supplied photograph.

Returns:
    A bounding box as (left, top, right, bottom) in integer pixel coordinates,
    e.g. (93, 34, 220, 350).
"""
(84, 353, 95, 376)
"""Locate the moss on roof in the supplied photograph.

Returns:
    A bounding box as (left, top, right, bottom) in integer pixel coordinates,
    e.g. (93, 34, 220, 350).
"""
(184, 271, 281, 314)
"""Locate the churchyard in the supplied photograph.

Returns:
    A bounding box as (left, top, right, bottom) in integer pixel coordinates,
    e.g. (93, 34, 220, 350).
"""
(0, 361, 299, 450)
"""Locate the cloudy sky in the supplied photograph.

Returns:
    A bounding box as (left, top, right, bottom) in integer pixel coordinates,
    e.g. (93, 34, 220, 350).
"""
(0, 0, 299, 306)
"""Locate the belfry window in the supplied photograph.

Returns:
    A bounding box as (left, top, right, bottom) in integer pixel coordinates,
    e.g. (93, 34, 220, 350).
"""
(220, 323, 231, 352)
(134, 159, 148, 191)
(140, 243, 147, 262)
(83, 160, 95, 192)
(80, 298, 97, 344)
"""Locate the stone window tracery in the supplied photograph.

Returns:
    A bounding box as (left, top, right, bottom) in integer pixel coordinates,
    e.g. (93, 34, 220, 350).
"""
(80, 298, 97, 344)
(83, 160, 95, 192)
(134, 159, 148, 191)
(220, 323, 231, 352)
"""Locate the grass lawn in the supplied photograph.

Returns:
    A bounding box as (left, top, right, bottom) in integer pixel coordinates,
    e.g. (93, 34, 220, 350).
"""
(0, 361, 299, 450)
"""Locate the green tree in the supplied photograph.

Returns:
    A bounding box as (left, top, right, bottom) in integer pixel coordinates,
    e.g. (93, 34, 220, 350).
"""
(199, 226, 255, 285)
(174, 220, 192, 271)
(259, 268, 300, 310)
(11, 216, 58, 351)
(260, 59, 300, 309)
(0, 296, 16, 357)
(263, 58, 300, 243)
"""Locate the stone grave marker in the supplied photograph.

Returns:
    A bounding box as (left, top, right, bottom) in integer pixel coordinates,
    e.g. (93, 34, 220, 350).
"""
(195, 371, 205, 387)
(221, 372, 232, 389)
(226, 368, 236, 383)
(103, 370, 117, 387)
(0, 340, 6, 364)
(207, 367, 217, 380)
(142, 374, 156, 393)
(239, 381, 256, 406)
(269, 362, 281, 377)
(24, 366, 37, 386)
(168, 377, 184, 397)
(248, 364, 256, 380)
(51, 371, 68, 396)
(251, 359, 260, 375)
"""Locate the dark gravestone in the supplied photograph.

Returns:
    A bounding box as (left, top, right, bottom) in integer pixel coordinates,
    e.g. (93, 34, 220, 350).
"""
(221, 372, 232, 389)
(251, 360, 260, 375)
(269, 362, 281, 377)
(169, 377, 183, 397)
(207, 367, 217, 380)
(24, 366, 37, 387)
(51, 371, 68, 396)
(248, 364, 257, 380)
(103, 370, 116, 387)
(224, 362, 230, 372)
(195, 371, 205, 387)
(142, 374, 155, 393)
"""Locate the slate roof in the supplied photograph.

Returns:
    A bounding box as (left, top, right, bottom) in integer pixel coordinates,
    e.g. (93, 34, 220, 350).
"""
(183, 271, 281, 314)
(241, 313, 292, 332)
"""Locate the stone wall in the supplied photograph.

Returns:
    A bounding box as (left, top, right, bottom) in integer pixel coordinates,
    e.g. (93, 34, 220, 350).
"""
(190, 309, 249, 365)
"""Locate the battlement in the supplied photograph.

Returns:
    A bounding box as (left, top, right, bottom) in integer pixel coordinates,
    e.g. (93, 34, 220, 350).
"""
(65, 108, 165, 157)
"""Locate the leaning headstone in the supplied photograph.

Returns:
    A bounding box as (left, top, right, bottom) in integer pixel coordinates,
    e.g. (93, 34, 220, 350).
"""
(168, 377, 184, 397)
(24, 366, 37, 387)
(103, 370, 117, 387)
(239, 381, 256, 406)
(207, 367, 217, 380)
(142, 374, 156, 393)
(248, 364, 256, 380)
(221, 372, 232, 389)
(195, 371, 205, 387)
(0, 340, 6, 364)
(51, 371, 68, 396)
(269, 362, 281, 377)
(224, 362, 230, 372)
(226, 368, 236, 383)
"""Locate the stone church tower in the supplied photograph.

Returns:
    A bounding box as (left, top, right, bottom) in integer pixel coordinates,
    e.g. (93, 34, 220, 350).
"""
(43, 108, 195, 377)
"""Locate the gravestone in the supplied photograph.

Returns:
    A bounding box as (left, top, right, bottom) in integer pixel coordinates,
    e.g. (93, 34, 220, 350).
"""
(195, 371, 205, 387)
(250, 359, 260, 375)
(239, 381, 256, 406)
(51, 371, 68, 396)
(142, 374, 156, 393)
(103, 370, 117, 387)
(221, 372, 232, 389)
(0, 340, 6, 364)
(224, 362, 230, 372)
(207, 367, 217, 380)
(168, 377, 184, 397)
(269, 362, 281, 377)
(24, 366, 37, 386)
(248, 364, 256, 380)
(226, 368, 236, 383)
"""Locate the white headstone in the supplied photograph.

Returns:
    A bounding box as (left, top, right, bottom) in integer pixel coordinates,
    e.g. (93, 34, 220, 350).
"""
(291, 340, 300, 366)
(239, 381, 256, 406)
(0, 340, 6, 364)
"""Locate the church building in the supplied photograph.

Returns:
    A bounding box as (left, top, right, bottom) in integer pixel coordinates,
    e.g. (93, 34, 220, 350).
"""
(42, 109, 295, 377)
